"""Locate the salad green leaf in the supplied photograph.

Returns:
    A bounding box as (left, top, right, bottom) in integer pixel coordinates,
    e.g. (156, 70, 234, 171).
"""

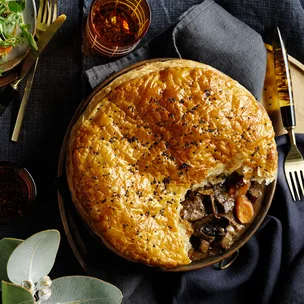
(19, 23, 36, 51)
(8, 1, 26, 13)
(0, 0, 37, 59)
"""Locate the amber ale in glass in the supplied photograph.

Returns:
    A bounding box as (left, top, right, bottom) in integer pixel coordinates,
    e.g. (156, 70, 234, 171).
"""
(86, 0, 151, 57)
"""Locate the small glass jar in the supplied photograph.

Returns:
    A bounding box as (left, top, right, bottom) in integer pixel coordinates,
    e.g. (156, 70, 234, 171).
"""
(0, 161, 37, 223)
(86, 0, 151, 57)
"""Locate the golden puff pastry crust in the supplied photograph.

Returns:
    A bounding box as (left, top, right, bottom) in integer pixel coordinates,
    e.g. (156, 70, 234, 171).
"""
(66, 59, 277, 268)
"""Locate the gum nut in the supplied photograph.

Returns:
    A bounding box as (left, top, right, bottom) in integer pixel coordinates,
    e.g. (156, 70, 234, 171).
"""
(38, 275, 52, 287)
(21, 280, 35, 293)
(38, 287, 52, 301)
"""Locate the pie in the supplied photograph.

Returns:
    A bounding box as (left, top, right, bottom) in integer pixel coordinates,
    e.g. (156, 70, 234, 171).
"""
(66, 59, 277, 268)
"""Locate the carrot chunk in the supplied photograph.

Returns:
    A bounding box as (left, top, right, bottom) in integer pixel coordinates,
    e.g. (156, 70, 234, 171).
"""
(236, 182, 251, 196)
(235, 195, 254, 224)
(0, 46, 12, 57)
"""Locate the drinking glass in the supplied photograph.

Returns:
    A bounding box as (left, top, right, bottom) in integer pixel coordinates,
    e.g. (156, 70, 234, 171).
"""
(86, 0, 151, 57)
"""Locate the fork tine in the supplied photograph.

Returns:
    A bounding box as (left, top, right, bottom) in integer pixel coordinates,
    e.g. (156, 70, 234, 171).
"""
(299, 170, 304, 198)
(291, 171, 301, 201)
(46, 0, 52, 25)
(286, 172, 296, 201)
(42, 0, 49, 24)
(37, 0, 45, 22)
(294, 171, 303, 200)
(52, 0, 58, 22)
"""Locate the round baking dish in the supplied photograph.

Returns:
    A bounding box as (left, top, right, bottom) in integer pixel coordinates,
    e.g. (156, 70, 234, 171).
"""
(57, 59, 277, 272)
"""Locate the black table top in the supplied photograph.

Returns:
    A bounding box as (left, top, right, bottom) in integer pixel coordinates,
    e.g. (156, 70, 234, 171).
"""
(0, 0, 84, 277)
(1, 1, 304, 303)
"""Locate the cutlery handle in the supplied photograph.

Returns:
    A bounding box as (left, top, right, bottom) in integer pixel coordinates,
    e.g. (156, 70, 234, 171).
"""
(273, 28, 296, 129)
(11, 58, 39, 142)
(280, 104, 296, 129)
(0, 85, 18, 116)
(275, 57, 296, 128)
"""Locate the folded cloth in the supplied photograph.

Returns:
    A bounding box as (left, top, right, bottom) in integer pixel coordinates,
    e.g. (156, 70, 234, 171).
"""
(85, 0, 267, 100)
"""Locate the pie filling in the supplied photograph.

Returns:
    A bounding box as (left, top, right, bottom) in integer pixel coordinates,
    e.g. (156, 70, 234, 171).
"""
(180, 173, 263, 260)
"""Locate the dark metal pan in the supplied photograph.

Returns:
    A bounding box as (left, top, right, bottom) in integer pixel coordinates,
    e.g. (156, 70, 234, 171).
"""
(57, 59, 277, 272)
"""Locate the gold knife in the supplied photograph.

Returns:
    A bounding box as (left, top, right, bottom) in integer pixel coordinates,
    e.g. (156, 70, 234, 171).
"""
(0, 14, 66, 119)
(10, 14, 66, 142)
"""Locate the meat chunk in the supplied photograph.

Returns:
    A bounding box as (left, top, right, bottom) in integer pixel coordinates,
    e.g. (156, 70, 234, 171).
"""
(210, 184, 234, 213)
(180, 192, 206, 221)
(213, 184, 227, 204)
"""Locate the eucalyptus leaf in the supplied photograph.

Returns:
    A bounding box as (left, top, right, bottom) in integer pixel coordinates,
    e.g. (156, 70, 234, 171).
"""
(43, 276, 123, 304)
(2, 281, 34, 304)
(0, 238, 23, 288)
(7, 230, 60, 285)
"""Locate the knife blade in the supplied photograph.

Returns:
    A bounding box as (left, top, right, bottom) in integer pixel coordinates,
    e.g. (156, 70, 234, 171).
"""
(273, 26, 296, 129)
(0, 14, 66, 117)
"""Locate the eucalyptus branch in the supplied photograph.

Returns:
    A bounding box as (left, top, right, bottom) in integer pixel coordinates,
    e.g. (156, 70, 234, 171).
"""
(0, 230, 123, 304)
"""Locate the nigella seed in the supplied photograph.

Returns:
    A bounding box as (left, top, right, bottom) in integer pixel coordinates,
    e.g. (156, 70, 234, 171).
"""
(128, 136, 138, 143)
(163, 177, 171, 184)
(179, 163, 189, 170)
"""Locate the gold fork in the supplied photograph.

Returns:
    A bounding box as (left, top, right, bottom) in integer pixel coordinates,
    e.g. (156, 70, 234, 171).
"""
(11, 0, 58, 142)
(273, 27, 304, 201)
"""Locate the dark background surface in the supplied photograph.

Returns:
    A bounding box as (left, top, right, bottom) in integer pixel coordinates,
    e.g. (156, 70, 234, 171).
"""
(1, 0, 304, 303)
(0, 0, 84, 276)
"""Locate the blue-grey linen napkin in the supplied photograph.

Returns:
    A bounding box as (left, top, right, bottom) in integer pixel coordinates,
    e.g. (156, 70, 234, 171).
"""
(85, 0, 267, 100)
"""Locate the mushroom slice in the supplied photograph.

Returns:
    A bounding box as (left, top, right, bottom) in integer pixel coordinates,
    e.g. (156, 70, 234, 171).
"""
(221, 215, 244, 232)
(220, 225, 237, 249)
(202, 195, 217, 214)
(199, 239, 210, 253)
(192, 215, 230, 241)
(216, 198, 234, 214)
(247, 182, 263, 202)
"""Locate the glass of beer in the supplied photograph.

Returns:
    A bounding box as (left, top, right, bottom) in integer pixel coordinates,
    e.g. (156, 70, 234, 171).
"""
(86, 0, 151, 57)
